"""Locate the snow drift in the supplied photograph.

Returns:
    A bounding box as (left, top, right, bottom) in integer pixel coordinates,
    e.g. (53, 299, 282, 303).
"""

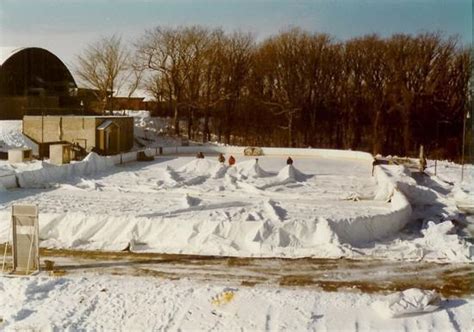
(0, 145, 424, 259)
(16, 152, 115, 188)
(0, 157, 415, 259)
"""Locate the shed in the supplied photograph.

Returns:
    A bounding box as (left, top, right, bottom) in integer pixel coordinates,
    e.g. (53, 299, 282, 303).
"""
(22, 115, 134, 157)
(97, 120, 120, 155)
(49, 143, 72, 165)
(8, 148, 33, 163)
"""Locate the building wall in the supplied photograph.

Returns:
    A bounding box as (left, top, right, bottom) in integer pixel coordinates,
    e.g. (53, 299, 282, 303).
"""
(62, 116, 97, 150)
(23, 116, 133, 155)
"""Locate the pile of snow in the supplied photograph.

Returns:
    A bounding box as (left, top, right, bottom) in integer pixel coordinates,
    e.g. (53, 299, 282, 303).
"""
(453, 186, 474, 213)
(414, 221, 471, 261)
(372, 288, 440, 318)
(17, 152, 115, 188)
(276, 164, 308, 183)
(178, 159, 220, 175)
(232, 159, 271, 178)
(0, 120, 37, 152)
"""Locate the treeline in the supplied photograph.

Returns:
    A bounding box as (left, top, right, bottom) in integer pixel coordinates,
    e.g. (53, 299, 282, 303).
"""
(77, 27, 472, 159)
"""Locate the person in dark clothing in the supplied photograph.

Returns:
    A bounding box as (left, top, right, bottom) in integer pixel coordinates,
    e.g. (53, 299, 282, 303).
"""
(286, 157, 293, 165)
(218, 153, 225, 163)
(196, 152, 205, 159)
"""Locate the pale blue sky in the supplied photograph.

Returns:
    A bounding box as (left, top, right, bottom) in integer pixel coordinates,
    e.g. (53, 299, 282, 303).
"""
(0, 0, 471, 68)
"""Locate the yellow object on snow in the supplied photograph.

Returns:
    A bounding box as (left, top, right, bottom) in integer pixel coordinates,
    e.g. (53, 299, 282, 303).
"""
(211, 290, 235, 306)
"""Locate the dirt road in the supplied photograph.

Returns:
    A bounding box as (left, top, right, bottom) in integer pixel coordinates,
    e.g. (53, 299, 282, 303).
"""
(1, 245, 472, 297)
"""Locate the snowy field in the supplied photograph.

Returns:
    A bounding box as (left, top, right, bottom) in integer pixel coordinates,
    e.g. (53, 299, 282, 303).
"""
(1, 152, 471, 262)
(0, 117, 473, 331)
(1, 275, 472, 331)
(1, 154, 396, 258)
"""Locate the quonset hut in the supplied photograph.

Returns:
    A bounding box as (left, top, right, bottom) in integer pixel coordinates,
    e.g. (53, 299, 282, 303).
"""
(0, 47, 80, 120)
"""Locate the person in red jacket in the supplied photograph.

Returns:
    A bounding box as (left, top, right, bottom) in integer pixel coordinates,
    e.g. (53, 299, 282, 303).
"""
(228, 155, 236, 166)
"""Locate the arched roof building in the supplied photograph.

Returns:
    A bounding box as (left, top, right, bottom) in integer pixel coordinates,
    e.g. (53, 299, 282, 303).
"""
(0, 47, 79, 120)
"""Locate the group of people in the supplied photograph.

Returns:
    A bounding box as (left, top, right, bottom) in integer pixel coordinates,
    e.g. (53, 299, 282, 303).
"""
(196, 152, 294, 166)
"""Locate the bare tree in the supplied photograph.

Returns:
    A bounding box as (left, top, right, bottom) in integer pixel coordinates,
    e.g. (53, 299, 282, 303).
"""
(129, 24, 470, 159)
(219, 31, 254, 144)
(76, 35, 130, 113)
(257, 28, 310, 147)
(136, 26, 190, 135)
(125, 60, 145, 99)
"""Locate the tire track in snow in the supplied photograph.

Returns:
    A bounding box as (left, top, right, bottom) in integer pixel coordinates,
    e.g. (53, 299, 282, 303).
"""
(166, 288, 195, 331)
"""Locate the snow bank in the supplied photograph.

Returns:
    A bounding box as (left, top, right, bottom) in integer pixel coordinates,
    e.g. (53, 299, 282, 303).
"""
(1, 145, 372, 189)
(0, 145, 417, 258)
(414, 221, 472, 261)
(329, 165, 412, 245)
(374, 164, 472, 262)
(160, 145, 373, 162)
(0, 170, 16, 188)
(453, 186, 474, 213)
(33, 211, 349, 258)
(16, 153, 115, 188)
(331, 189, 411, 246)
(16, 161, 409, 258)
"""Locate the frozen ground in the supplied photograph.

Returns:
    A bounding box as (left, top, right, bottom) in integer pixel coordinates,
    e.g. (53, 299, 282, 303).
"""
(0, 275, 472, 331)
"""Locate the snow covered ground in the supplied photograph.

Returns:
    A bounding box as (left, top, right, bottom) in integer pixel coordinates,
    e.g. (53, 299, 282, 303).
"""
(0, 117, 472, 331)
(1, 155, 397, 258)
(0, 114, 472, 262)
(0, 275, 472, 331)
(425, 160, 474, 214)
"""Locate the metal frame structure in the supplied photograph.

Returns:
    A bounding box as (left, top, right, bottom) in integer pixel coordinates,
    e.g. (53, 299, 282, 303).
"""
(2, 204, 39, 275)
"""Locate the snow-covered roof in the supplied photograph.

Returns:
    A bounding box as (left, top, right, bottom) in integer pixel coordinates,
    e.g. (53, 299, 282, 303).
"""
(97, 120, 115, 130)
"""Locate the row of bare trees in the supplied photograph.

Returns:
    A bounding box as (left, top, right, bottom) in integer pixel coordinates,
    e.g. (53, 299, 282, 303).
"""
(76, 27, 471, 159)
